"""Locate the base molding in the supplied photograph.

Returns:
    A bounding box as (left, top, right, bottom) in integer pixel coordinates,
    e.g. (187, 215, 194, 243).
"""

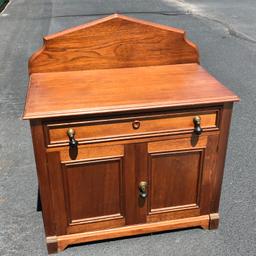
(46, 214, 217, 253)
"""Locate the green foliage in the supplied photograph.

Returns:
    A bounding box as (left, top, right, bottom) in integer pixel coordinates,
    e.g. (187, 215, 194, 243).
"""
(0, 0, 8, 10)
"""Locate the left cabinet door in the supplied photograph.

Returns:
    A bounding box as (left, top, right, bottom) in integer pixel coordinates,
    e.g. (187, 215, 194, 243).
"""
(46, 143, 127, 235)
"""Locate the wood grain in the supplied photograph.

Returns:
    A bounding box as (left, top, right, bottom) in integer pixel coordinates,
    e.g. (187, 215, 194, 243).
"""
(123, 144, 137, 225)
(210, 103, 234, 213)
(47, 215, 210, 252)
(46, 151, 69, 235)
(46, 143, 129, 234)
(30, 120, 56, 236)
(146, 134, 217, 223)
(46, 111, 217, 145)
(209, 213, 220, 229)
(29, 14, 199, 74)
(63, 159, 123, 222)
(23, 64, 239, 119)
(148, 135, 208, 153)
(24, 15, 239, 254)
(57, 144, 124, 162)
(150, 151, 201, 210)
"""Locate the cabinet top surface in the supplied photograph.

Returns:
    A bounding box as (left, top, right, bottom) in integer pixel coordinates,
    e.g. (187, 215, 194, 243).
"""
(23, 63, 239, 120)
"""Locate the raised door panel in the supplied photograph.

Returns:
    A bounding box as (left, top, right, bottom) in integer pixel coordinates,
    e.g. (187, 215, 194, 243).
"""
(46, 144, 126, 235)
(150, 150, 202, 210)
(62, 159, 123, 225)
(147, 135, 218, 222)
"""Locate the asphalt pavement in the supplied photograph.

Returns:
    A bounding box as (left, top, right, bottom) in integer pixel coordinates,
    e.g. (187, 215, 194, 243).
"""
(0, 0, 255, 255)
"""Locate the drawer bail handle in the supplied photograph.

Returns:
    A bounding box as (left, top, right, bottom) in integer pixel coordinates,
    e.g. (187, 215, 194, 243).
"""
(139, 181, 147, 199)
(67, 128, 78, 148)
(193, 116, 203, 135)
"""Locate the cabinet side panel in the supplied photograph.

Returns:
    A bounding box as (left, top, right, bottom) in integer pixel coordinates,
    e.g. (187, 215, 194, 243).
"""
(47, 151, 69, 235)
(30, 120, 56, 236)
(199, 134, 219, 215)
(211, 103, 234, 213)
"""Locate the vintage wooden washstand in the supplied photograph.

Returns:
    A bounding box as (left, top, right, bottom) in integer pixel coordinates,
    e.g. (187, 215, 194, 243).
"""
(23, 14, 239, 253)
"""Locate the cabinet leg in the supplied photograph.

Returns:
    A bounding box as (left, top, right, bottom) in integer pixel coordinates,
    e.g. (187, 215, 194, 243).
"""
(209, 213, 219, 230)
(47, 241, 58, 254)
(201, 213, 219, 230)
(47, 237, 68, 254)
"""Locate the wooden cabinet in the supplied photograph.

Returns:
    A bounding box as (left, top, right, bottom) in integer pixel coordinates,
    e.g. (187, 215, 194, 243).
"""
(45, 131, 218, 235)
(23, 14, 239, 253)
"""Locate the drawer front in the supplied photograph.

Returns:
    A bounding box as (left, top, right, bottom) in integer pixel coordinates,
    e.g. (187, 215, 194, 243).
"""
(45, 110, 219, 146)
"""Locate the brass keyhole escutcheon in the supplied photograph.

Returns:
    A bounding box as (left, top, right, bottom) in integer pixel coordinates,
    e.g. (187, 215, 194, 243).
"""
(139, 181, 147, 198)
(132, 120, 140, 130)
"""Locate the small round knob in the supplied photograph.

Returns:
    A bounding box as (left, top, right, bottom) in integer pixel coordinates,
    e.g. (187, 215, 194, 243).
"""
(67, 128, 78, 147)
(132, 120, 140, 130)
(67, 128, 75, 137)
(193, 116, 203, 135)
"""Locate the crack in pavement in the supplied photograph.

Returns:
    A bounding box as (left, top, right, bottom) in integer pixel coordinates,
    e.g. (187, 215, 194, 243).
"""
(193, 13, 256, 44)
(164, 0, 256, 44)
(52, 10, 256, 44)
(52, 11, 189, 18)
(2, 0, 256, 44)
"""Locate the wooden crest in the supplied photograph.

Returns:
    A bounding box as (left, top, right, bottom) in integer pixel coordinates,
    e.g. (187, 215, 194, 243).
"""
(29, 14, 199, 74)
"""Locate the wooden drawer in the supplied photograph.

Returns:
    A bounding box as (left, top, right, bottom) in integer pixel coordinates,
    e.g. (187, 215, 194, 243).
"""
(44, 109, 219, 146)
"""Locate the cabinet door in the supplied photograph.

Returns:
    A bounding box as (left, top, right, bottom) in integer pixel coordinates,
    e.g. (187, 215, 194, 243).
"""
(46, 143, 127, 235)
(146, 134, 218, 223)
